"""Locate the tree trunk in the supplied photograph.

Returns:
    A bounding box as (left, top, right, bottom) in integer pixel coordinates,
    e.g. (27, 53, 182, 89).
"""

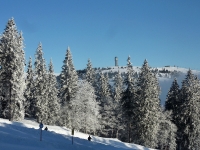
(128, 123, 130, 143)
(116, 129, 119, 139)
(9, 83, 13, 121)
(128, 122, 131, 143)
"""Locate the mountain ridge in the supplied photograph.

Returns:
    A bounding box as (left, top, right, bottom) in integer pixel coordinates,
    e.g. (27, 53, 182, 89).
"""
(76, 65, 200, 105)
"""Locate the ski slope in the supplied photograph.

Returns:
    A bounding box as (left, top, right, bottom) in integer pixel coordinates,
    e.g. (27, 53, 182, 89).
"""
(0, 118, 155, 150)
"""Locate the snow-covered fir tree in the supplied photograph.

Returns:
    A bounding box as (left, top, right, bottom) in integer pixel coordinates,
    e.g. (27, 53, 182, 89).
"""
(59, 46, 78, 105)
(33, 43, 48, 123)
(125, 55, 135, 88)
(165, 78, 180, 123)
(133, 59, 161, 148)
(177, 70, 200, 150)
(126, 55, 135, 77)
(127, 55, 132, 69)
(45, 59, 60, 125)
(120, 80, 135, 143)
(98, 73, 111, 100)
(97, 72, 115, 137)
(120, 64, 136, 142)
(0, 18, 25, 121)
(165, 78, 180, 149)
(114, 71, 123, 102)
(24, 57, 35, 117)
(59, 47, 78, 127)
(86, 59, 95, 86)
(157, 110, 177, 150)
(68, 80, 100, 134)
(112, 70, 123, 138)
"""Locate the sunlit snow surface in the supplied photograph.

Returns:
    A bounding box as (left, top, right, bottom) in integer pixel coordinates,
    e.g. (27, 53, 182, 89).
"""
(0, 118, 155, 150)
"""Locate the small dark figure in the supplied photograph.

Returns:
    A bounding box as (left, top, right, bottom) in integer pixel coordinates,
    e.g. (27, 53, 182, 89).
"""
(88, 135, 92, 141)
(44, 127, 48, 131)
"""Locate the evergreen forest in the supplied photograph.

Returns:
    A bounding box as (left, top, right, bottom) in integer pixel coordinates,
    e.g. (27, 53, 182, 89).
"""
(1, 18, 200, 150)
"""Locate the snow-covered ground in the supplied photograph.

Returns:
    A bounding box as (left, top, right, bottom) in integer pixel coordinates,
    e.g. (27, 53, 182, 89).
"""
(0, 118, 155, 150)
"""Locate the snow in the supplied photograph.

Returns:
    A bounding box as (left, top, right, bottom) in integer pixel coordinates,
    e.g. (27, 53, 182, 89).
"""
(0, 118, 155, 150)
(100, 66, 200, 105)
(157, 67, 200, 105)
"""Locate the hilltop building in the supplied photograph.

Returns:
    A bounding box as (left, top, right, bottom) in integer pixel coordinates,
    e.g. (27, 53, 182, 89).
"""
(115, 57, 118, 66)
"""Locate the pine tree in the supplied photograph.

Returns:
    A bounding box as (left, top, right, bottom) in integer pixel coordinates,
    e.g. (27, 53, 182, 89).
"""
(177, 70, 200, 150)
(33, 43, 48, 123)
(24, 57, 35, 117)
(0, 18, 25, 121)
(165, 78, 180, 122)
(120, 55, 135, 142)
(120, 79, 135, 143)
(86, 59, 95, 86)
(126, 55, 134, 78)
(59, 46, 78, 105)
(112, 70, 124, 138)
(124, 55, 135, 91)
(114, 71, 123, 102)
(133, 59, 161, 148)
(165, 78, 180, 149)
(59, 47, 78, 127)
(98, 72, 115, 137)
(46, 59, 60, 125)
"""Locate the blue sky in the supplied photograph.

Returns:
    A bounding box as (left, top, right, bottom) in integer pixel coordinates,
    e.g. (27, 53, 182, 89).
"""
(1, 0, 200, 73)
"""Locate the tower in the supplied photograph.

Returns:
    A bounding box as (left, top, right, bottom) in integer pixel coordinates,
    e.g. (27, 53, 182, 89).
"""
(115, 57, 118, 66)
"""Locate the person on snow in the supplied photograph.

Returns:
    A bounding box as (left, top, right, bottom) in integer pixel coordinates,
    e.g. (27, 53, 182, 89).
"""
(88, 135, 92, 141)
(44, 127, 48, 131)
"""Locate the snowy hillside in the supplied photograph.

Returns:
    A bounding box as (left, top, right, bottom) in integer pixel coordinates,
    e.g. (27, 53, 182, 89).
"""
(0, 118, 155, 150)
(94, 66, 200, 105)
(156, 66, 200, 105)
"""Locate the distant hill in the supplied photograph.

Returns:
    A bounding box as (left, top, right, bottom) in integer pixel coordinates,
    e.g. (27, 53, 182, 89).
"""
(77, 66, 200, 106)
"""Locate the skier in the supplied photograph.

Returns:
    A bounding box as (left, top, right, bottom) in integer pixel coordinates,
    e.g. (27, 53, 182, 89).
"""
(88, 135, 92, 141)
(44, 127, 48, 131)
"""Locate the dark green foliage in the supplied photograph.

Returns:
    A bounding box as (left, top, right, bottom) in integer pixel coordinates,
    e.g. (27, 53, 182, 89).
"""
(176, 70, 200, 150)
(165, 78, 180, 125)
(132, 60, 161, 148)
(120, 56, 136, 143)
(24, 57, 35, 117)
